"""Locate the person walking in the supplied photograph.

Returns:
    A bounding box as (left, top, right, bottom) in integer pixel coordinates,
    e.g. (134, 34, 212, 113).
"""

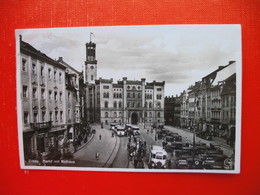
(99, 134, 102, 140)
(95, 152, 100, 160)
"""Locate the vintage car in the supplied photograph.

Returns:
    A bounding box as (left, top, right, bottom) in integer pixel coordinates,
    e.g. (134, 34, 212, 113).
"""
(196, 131, 212, 140)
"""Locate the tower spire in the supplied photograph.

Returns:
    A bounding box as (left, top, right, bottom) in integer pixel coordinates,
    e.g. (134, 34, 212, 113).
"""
(90, 32, 95, 42)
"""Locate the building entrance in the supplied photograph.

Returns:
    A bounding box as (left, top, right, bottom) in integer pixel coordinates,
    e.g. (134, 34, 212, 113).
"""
(131, 112, 138, 125)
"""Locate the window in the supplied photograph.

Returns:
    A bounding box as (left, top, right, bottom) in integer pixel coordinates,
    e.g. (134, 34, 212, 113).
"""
(40, 65, 44, 76)
(105, 101, 108, 108)
(149, 112, 152, 117)
(157, 102, 161, 108)
(54, 70, 57, 80)
(138, 93, 141, 98)
(68, 92, 71, 101)
(119, 101, 122, 108)
(132, 102, 135, 107)
(24, 112, 29, 124)
(48, 68, 51, 79)
(33, 112, 38, 123)
(59, 72, 62, 82)
(60, 92, 62, 102)
(127, 93, 130, 98)
(158, 112, 161, 118)
(49, 111, 53, 121)
(22, 59, 27, 72)
(127, 102, 130, 107)
(32, 88, 37, 98)
(55, 111, 58, 122)
(105, 112, 108, 118)
(103, 86, 109, 89)
(91, 75, 94, 81)
(149, 102, 152, 108)
(41, 89, 45, 99)
(114, 112, 117, 117)
(42, 111, 45, 122)
(32, 63, 37, 74)
(157, 94, 162, 100)
(137, 102, 140, 107)
(49, 90, 52, 100)
(114, 101, 117, 108)
(157, 88, 162, 91)
(22, 86, 28, 98)
(54, 91, 58, 101)
(60, 111, 63, 122)
(119, 112, 122, 117)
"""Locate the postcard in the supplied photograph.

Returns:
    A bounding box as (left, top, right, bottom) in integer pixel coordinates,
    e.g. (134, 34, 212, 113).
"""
(16, 25, 241, 173)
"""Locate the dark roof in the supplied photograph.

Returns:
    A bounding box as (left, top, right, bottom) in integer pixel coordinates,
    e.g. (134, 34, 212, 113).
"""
(146, 81, 165, 87)
(126, 80, 142, 85)
(112, 84, 123, 88)
(221, 73, 236, 95)
(20, 40, 66, 70)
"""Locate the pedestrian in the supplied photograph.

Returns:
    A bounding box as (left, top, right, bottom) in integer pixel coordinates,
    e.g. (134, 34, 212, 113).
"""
(95, 152, 100, 160)
(99, 134, 102, 140)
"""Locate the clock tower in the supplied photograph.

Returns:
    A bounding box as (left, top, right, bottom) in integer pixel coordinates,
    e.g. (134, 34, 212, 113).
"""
(85, 40, 97, 84)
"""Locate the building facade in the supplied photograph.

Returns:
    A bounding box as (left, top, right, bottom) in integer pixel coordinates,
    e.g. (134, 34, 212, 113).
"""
(83, 40, 165, 126)
(20, 37, 82, 161)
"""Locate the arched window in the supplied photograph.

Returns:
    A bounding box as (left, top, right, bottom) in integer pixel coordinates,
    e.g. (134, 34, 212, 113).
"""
(149, 102, 152, 108)
(105, 101, 108, 108)
(157, 102, 161, 108)
(119, 101, 122, 108)
(114, 101, 117, 108)
(105, 112, 108, 118)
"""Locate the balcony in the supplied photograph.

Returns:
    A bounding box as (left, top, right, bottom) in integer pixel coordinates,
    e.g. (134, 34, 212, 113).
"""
(30, 121, 52, 130)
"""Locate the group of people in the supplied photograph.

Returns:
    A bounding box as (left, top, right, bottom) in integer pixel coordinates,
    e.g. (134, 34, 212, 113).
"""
(127, 135, 147, 168)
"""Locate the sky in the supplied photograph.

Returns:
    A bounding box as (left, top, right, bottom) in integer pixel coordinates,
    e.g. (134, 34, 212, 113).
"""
(17, 25, 241, 96)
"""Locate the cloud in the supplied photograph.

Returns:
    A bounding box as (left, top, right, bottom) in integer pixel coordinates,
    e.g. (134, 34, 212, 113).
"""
(18, 25, 241, 96)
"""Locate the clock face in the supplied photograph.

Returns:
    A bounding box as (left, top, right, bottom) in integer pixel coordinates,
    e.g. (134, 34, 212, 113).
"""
(90, 66, 94, 69)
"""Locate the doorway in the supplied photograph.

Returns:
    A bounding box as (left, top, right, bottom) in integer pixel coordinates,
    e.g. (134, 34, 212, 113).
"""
(131, 112, 138, 125)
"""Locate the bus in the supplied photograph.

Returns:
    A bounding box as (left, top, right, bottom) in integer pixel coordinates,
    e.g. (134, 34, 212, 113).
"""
(131, 125, 140, 135)
(115, 125, 126, 136)
(148, 145, 167, 169)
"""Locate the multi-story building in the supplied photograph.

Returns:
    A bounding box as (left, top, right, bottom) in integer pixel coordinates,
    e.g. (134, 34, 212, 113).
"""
(83, 39, 165, 127)
(57, 57, 81, 142)
(94, 77, 165, 127)
(173, 95, 181, 127)
(20, 36, 69, 161)
(180, 90, 189, 129)
(221, 73, 236, 146)
(164, 96, 175, 125)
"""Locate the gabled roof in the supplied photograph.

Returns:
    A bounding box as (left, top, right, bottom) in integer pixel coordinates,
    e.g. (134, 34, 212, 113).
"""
(20, 39, 66, 70)
(221, 73, 236, 95)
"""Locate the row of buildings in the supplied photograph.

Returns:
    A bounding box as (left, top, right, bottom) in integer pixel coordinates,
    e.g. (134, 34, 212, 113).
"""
(19, 36, 165, 160)
(165, 61, 236, 144)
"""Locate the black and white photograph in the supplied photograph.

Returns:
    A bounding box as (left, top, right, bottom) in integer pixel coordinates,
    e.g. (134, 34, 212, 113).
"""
(16, 25, 241, 173)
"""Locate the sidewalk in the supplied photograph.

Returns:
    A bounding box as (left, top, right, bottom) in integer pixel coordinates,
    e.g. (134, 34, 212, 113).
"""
(73, 124, 120, 168)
